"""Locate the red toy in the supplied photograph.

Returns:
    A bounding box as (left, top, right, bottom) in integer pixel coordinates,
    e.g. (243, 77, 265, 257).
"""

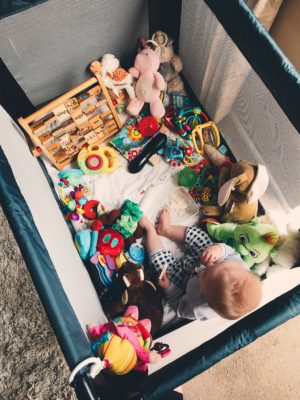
(97, 228, 125, 256)
(137, 116, 160, 137)
(83, 200, 100, 220)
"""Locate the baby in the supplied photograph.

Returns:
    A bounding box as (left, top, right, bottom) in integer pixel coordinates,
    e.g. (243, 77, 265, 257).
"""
(140, 209, 262, 321)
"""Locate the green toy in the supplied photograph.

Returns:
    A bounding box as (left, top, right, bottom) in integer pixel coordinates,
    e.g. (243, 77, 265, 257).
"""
(207, 219, 279, 268)
(112, 200, 143, 239)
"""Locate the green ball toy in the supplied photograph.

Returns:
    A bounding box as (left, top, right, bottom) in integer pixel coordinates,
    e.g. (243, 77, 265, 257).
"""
(178, 168, 198, 188)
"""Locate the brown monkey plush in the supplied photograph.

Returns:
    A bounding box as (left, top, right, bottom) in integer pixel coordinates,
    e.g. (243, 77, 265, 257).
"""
(101, 262, 163, 334)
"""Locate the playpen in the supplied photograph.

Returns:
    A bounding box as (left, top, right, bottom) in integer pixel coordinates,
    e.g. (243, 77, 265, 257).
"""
(0, 0, 299, 399)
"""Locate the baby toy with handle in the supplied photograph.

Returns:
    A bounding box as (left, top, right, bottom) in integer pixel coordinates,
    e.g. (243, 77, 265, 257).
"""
(128, 132, 167, 173)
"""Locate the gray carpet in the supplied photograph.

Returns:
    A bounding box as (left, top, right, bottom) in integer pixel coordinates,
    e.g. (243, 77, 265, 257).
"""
(1, 205, 300, 400)
(0, 207, 75, 400)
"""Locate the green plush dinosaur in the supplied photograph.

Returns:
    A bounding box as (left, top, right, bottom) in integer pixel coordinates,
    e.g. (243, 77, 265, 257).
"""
(207, 219, 279, 269)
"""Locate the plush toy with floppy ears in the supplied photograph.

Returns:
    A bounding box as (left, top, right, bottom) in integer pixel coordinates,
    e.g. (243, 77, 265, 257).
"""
(201, 145, 269, 223)
(126, 45, 165, 118)
(88, 306, 162, 375)
(151, 30, 184, 94)
(101, 261, 163, 334)
(207, 219, 279, 269)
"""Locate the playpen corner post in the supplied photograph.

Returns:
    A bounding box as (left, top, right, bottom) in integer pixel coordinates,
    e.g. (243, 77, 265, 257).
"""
(148, 0, 182, 52)
(0, 57, 35, 121)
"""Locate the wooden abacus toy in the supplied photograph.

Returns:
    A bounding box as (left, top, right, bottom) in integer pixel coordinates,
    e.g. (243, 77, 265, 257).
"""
(18, 64, 123, 171)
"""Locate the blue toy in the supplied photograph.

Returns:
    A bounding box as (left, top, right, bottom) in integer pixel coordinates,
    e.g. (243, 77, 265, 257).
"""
(58, 169, 83, 187)
(75, 230, 92, 260)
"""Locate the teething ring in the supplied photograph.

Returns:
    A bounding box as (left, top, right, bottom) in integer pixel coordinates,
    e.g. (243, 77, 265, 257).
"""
(77, 145, 118, 175)
(83, 200, 100, 219)
(146, 39, 160, 49)
(183, 157, 193, 165)
(151, 31, 168, 47)
(191, 122, 220, 155)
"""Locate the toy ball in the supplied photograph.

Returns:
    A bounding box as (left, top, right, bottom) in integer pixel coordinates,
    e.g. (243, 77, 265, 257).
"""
(178, 168, 198, 188)
(137, 116, 160, 137)
(96, 332, 137, 375)
(77, 145, 118, 175)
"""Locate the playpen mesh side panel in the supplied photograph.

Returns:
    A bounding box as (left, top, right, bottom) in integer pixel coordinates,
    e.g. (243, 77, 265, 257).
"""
(219, 69, 300, 211)
(179, 0, 300, 213)
(0, 0, 148, 106)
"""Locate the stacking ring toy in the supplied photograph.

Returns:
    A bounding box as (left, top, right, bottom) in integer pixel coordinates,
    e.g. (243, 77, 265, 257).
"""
(77, 145, 118, 175)
(175, 107, 209, 139)
(191, 121, 220, 155)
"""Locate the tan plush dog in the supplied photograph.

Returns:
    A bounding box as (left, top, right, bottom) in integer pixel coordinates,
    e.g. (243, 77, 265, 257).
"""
(201, 145, 269, 223)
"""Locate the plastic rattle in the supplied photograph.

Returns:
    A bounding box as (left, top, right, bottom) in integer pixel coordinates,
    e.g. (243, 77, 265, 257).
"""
(77, 145, 118, 175)
(175, 107, 209, 139)
(191, 121, 220, 155)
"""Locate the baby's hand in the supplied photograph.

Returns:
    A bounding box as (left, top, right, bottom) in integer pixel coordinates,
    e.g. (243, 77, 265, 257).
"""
(158, 271, 170, 289)
(200, 245, 222, 266)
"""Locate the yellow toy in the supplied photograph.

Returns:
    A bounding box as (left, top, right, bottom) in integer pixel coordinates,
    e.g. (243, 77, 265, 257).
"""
(77, 144, 118, 175)
(191, 121, 220, 155)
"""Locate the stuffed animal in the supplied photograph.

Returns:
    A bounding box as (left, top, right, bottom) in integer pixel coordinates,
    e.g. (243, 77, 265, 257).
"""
(90, 54, 135, 99)
(200, 145, 269, 223)
(101, 261, 163, 334)
(151, 31, 184, 94)
(99, 200, 144, 250)
(126, 46, 165, 118)
(207, 219, 279, 269)
(251, 227, 300, 277)
(87, 306, 162, 375)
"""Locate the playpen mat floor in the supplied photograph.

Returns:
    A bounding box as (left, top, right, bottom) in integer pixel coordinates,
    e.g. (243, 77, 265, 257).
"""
(1, 106, 299, 375)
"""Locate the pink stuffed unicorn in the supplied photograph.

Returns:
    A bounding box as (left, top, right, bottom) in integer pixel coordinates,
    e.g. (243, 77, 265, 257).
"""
(127, 48, 166, 118)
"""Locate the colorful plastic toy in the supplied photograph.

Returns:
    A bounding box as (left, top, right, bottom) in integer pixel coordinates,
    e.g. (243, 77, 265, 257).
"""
(58, 169, 84, 187)
(191, 121, 220, 155)
(77, 144, 118, 175)
(88, 306, 162, 375)
(127, 243, 145, 265)
(165, 138, 196, 167)
(175, 107, 209, 139)
(128, 132, 167, 174)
